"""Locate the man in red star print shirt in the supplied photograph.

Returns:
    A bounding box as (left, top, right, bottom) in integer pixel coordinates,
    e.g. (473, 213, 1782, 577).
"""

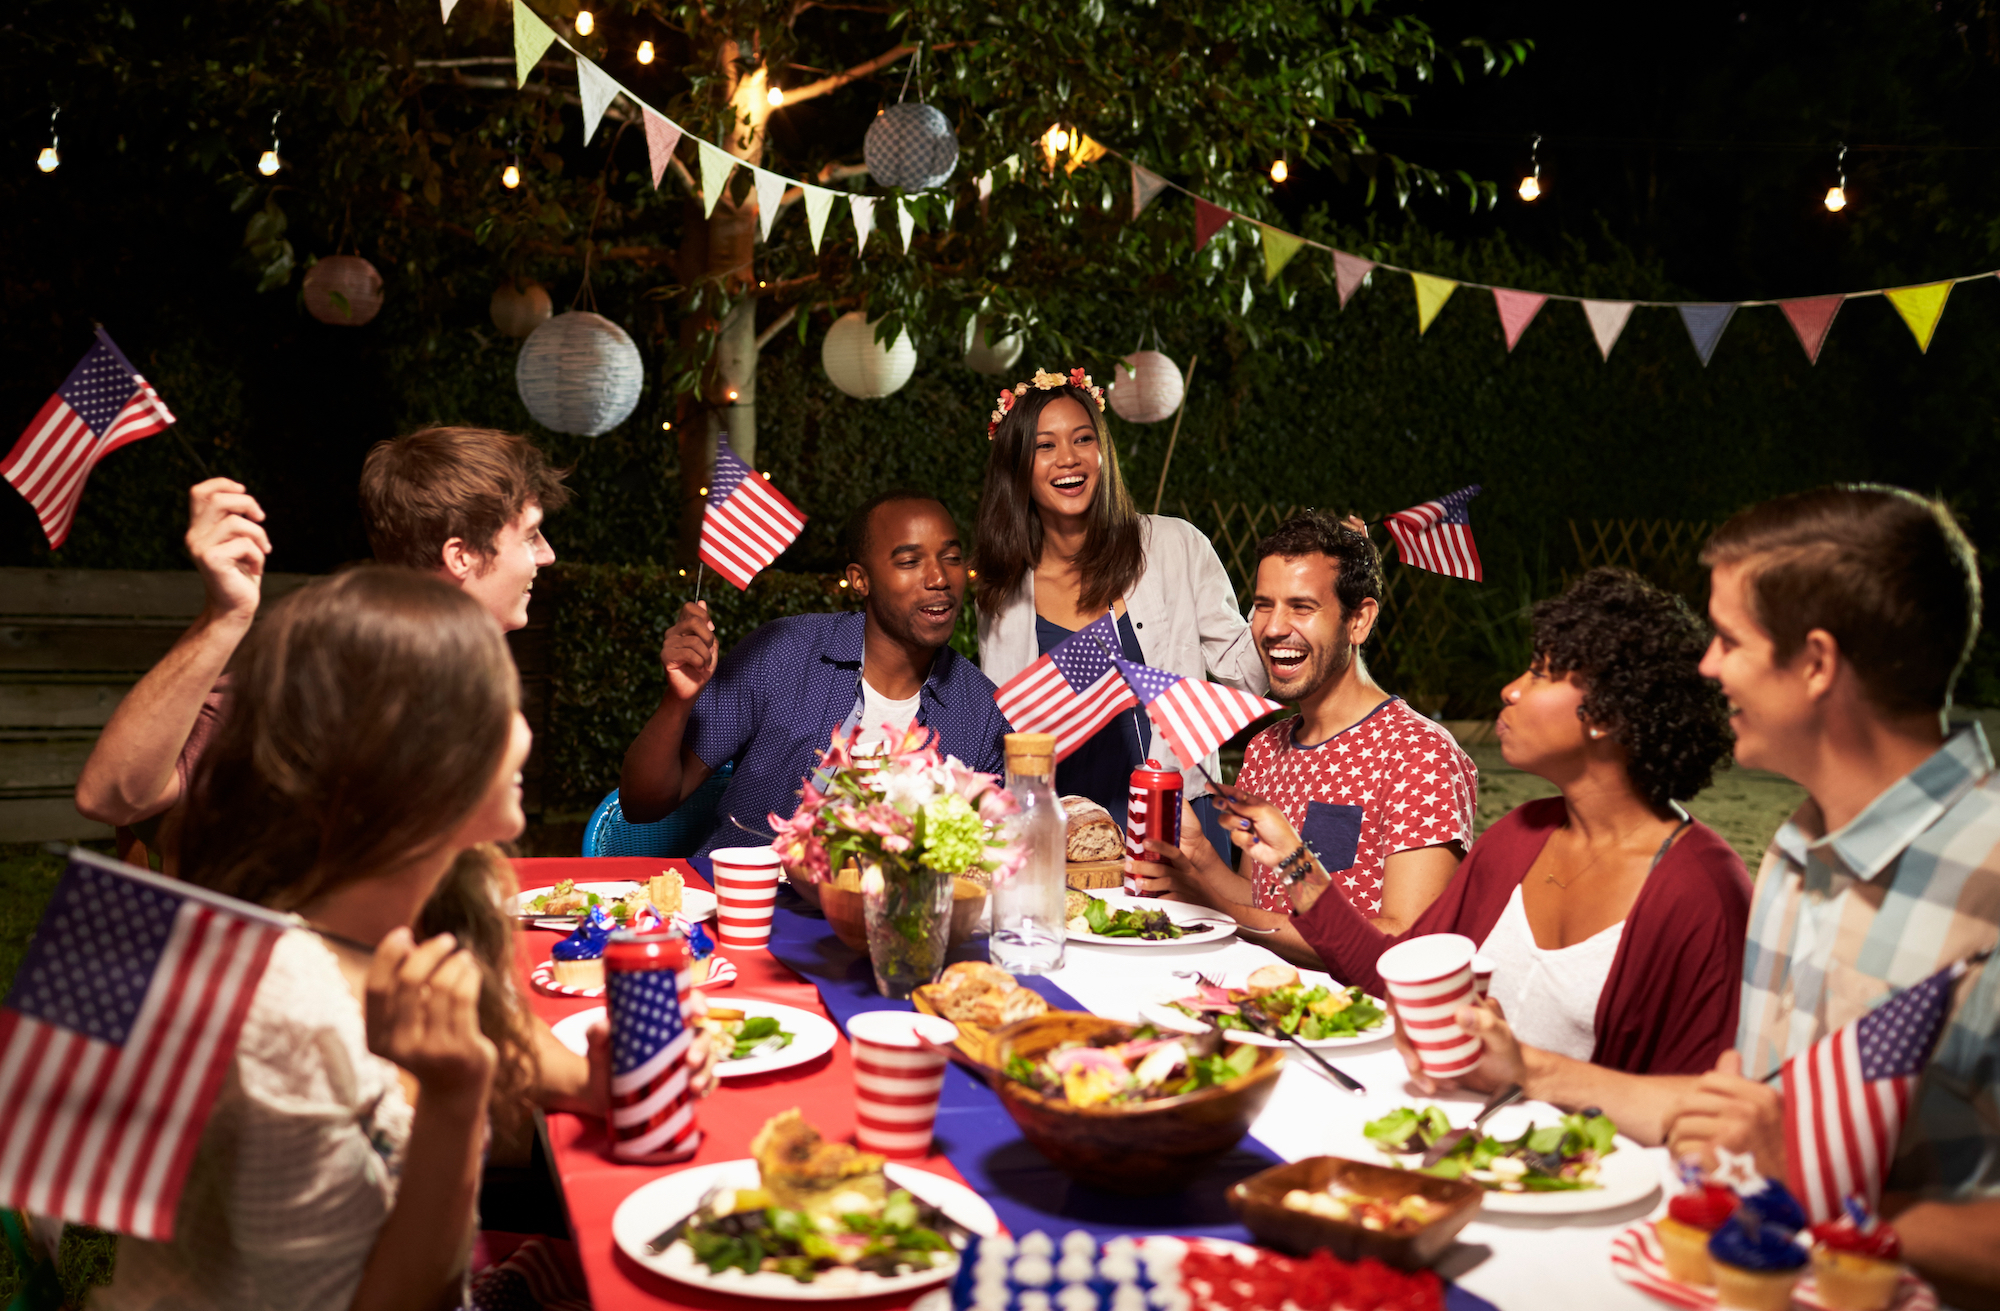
(1132, 511, 1476, 966)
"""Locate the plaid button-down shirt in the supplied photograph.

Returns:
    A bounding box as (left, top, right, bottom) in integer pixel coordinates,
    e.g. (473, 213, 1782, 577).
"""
(1737, 723, 2000, 1199)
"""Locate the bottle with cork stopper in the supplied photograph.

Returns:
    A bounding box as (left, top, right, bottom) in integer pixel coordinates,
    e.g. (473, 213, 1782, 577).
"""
(991, 732, 1067, 974)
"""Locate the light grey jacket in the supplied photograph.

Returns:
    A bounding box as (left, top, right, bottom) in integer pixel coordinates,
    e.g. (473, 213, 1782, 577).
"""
(976, 514, 1268, 798)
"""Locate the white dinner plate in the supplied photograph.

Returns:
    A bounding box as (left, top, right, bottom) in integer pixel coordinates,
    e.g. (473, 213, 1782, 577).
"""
(1137, 969, 1393, 1049)
(1065, 892, 1238, 948)
(550, 1000, 838, 1079)
(515, 881, 717, 924)
(610, 1159, 998, 1300)
(1347, 1101, 1661, 1216)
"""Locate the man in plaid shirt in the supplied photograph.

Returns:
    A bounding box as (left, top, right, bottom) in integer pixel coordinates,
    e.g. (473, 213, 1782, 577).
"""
(1406, 486, 1999, 1300)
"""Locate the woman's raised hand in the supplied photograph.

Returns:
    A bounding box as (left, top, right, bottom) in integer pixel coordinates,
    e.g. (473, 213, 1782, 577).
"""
(365, 928, 497, 1108)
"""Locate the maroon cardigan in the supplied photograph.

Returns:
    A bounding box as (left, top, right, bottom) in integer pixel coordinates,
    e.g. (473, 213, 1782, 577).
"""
(1294, 796, 1752, 1075)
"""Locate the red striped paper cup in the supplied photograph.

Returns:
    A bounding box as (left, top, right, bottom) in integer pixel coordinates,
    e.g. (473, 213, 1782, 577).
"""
(848, 1011, 960, 1158)
(1471, 953, 1495, 999)
(1377, 933, 1481, 1079)
(710, 846, 782, 949)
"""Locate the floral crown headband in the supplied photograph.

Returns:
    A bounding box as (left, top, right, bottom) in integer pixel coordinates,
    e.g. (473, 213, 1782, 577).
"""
(987, 368, 1106, 440)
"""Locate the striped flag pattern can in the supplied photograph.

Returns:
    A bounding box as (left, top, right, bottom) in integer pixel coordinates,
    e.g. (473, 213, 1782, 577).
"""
(604, 928, 703, 1163)
(1376, 933, 1482, 1078)
(848, 1011, 960, 1158)
(710, 846, 782, 949)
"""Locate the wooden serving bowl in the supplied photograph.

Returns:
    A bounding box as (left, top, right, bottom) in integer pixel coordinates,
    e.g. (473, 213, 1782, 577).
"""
(991, 1012, 1284, 1194)
(1227, 1156, 1483, 1270)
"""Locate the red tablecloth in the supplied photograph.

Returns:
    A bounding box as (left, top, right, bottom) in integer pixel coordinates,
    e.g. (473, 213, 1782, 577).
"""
(512, 856, 975, 1310)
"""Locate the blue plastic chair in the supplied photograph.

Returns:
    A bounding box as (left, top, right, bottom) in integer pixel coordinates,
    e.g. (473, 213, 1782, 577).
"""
(581, 762, 735, 858)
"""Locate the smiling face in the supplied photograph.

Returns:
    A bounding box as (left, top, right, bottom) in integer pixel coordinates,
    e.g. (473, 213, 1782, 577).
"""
(1699, 560, 1815, 774)
(458, 502, 554, 632)
(1250, 553, 1376, 704)
(1495, 660, 1594, 779)
(847, 499, 968, 651)
(1026, 395, 1102, 527)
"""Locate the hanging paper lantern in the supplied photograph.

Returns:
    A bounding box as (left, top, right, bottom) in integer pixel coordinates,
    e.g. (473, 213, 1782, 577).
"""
(821, 311, 917, 400)
(515, 311, 644, 436)
(302, 255, 384, 326)
(863, 103, 959, 193)
(490, 280, 552, 339)
(1105, 349, 1184, 424)
(962, 316, 1024, 376)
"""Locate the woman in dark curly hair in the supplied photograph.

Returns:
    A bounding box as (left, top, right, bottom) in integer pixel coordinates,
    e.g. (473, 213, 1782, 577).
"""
(1230, 567, 1750, 1074)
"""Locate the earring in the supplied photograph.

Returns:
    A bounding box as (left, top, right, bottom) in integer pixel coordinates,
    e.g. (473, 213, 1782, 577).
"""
(1588, 728, 1603, 739)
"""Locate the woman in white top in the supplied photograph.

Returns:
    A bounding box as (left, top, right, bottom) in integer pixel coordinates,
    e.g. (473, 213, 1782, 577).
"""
(974, 368, 1265, 826)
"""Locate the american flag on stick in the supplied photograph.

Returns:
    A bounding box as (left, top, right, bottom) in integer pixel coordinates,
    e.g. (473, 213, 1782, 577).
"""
(992, 612, 1139, 762)
(5, 328, 176, 550)
(1384, 484, 1484, 581)
(698, 436, 807, 590)
(0, 848, 288, 1241)
(1782, 957, 1968, 1223)
(1113, 656, 1282, 771)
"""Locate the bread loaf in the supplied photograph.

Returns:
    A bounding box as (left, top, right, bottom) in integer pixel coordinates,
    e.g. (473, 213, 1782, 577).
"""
(1061, 795, 1124, 862)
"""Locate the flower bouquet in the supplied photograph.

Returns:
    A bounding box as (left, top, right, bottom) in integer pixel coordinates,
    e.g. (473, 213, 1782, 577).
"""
(769, 723, 1021, 997)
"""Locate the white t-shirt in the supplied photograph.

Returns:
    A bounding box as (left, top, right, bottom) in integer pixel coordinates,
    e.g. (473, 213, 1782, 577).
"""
(1477, 886, 1625, 1062)
(96, 930, 422, 1311)
(853, 679, 921, 752)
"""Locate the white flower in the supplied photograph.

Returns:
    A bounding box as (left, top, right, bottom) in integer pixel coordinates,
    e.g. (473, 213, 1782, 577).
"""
(878, 767, 939, 814)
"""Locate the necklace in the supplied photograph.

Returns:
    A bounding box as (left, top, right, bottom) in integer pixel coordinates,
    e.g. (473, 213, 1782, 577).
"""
(1543, 813, 1693, 890)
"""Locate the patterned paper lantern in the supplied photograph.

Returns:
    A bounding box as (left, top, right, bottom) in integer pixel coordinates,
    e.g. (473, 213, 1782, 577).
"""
(489, 280, 553, 339)
(1105, 349, 1185, 424)
(962, 316, 1024, 376)
(302, 255, 384, 326)
(863, 103, 959, 193)
(821, 311, 917, 400)
(515, 311, 643, 436)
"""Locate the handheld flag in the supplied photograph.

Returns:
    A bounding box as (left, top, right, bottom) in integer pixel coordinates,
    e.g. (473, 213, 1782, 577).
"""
(0, 848, 288, 1240)
(992, 613, 1139, 762)
(697, 437, 806, 590)
(1782, 959, 1964, 1223)
(1113, 657, 1281, 770)
(6, 328, 175, 550)
(1385, 485, 1484, 581)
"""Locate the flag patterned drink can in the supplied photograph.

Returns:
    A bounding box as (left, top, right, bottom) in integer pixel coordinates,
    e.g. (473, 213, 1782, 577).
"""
(1124, 759, 1183, 896)
(604, 928, 703, 1163)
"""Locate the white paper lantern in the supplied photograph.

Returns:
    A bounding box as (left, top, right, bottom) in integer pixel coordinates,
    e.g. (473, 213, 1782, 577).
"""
(515, 311, 644, 436)
(490, 280, 552, 339)
(962, 316, 1024, 376)
(1105, 349, 1185, 424)
(863, 103, 959, 192)
(821, 311, 917, 400)
(302, 255, 384, 326)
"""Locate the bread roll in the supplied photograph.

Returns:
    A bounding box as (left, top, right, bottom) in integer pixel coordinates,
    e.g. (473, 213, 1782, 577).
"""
(1061, 795, 1124, 862)
(649, 869, 684, 914)
(969, 986, 1049, 1027)
(1245, 963, 1300, 996)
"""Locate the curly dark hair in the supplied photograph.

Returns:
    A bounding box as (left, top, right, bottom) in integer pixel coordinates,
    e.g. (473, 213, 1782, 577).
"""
(1532, 567, 1733, 810)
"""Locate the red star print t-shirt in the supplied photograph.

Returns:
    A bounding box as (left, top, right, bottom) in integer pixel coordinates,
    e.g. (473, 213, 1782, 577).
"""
(1233, 697, 1477, 915)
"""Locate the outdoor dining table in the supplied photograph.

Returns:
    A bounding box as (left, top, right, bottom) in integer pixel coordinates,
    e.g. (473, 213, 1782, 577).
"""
(512, 855, 1676, 1311)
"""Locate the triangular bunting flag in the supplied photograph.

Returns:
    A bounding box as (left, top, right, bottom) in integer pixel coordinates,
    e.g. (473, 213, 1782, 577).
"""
(1194, 198, 1233, 252)
(1065, 134, 1108, 175)
(802, 185, 838, 253)
(851, 195, 877, 254)
(1883, 281, 1953, 353)
(643, 111, 682, 190)
(1581, 300, 1635, 361)
(1333, 251, 1374, 308)
(1778, 295, 1844, 365)
(697, 139, 737, 219)
(441, 0, 458, 21)
(576, 58, 621, 147)
(754, 168, 787, 242)
(1678, 303, 1737, 367)
(1412, 273, 1458, 336)
(897, 198, 916, 252)
(1492, 288, 1547, 353)
(1260, 226, 1305, 284)
(512, 0, 557, 88)
(1132, 164, 1169, 220)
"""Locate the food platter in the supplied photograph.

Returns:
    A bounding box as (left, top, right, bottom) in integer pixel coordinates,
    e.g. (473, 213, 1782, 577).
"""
(550, 1000, 839, 1079)
(1065, 892, 1238, 948)
(1137, 968, 1393, 1050)
(610, 1159, 998, 1301)
(1610, 1222, 1938, 1310)
(515, 880, 717, 923)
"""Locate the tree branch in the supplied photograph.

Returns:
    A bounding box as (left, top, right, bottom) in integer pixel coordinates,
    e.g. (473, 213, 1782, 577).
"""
(756, 305, 799, 350)
(784, 44, 913, 104)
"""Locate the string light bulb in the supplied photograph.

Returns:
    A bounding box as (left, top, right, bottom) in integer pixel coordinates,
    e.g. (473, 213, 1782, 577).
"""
(573, 9, 593, 34)
(726, 389, 739, 401)
(1518, 132, 1542, 202)
(502, 162, 521, 189)
(257, 111, 282, 177)
(661, 420, 673, 431)
(698, 485, 709, 496)
(636, 40, 655, 64)
(1269, 158, 1289, 184)
(38, 106, 59, 173)
(767, 86, 785, 108)
(1046, 125, 1070, 153)
(1825, 142, 1848, 212)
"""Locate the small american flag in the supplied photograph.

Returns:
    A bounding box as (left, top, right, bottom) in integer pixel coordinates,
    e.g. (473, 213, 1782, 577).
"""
(1782, 959, 1963, 1223)
(5, 328, 176, 550)
(0, 849, 287, 1241)
(606, 958, 703, 1161)
(698, 436, 806, 590)
(1112, 656, 1281, 771)
(992, 613, 1139, 762)
(1384, 485, 1484, 581)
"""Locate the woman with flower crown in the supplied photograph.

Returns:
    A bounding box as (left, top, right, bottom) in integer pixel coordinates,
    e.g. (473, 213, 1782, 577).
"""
(973, 368, 1265, 831)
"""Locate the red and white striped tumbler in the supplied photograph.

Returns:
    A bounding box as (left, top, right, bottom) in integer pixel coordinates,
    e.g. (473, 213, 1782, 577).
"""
(1376, 933, 1482, 1080)
(848, 1011, 960, 1158)
(710, 845, 782, 949)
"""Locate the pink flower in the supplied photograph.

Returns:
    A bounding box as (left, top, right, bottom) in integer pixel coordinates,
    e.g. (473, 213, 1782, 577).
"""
(1069, 367, 1088, 389)
(818, 724, 861, 776)
(979, 788, 1021, 823)
(882, 833, 912, 854)
(886, 721, 941, 770)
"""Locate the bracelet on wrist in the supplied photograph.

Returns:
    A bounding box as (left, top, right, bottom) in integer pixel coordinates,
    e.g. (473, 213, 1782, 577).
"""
(1277, 843, 1316, 885)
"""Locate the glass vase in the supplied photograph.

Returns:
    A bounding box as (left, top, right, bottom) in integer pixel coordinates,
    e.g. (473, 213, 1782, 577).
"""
(861, 860, 954, 999)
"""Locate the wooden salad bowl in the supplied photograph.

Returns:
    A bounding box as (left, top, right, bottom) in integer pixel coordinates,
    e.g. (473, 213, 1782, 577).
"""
(989, 1012, 1285, 1194)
